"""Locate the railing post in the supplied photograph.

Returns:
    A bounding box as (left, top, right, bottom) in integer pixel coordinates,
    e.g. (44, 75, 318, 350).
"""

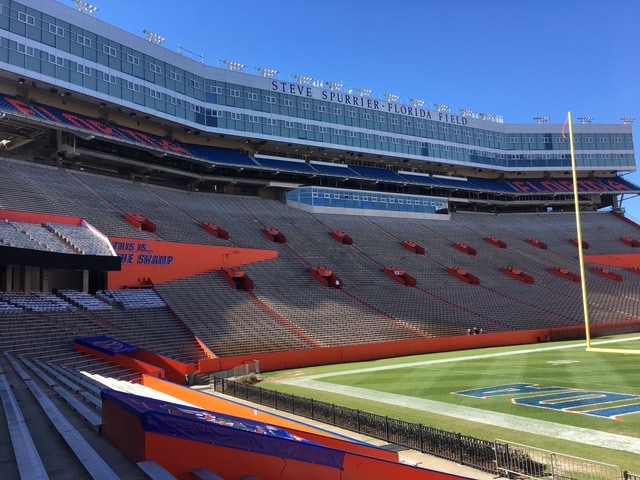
(419, 424, 424, 453)
(504, 444, 511, 478)
(385, 416, 389, 442)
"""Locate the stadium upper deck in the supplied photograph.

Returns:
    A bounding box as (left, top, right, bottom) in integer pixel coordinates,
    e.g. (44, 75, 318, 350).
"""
(0, 0, 637, 212)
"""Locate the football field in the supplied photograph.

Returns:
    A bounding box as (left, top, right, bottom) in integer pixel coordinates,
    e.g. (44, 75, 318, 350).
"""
(262, 334, 640, 472)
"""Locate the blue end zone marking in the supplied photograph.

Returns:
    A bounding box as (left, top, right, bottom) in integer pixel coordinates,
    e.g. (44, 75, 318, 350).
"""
(513, 391, 639, 410)
(581, 403, 640, 419)
(452, 383, 570, 399)
(452, 383, 640, 420)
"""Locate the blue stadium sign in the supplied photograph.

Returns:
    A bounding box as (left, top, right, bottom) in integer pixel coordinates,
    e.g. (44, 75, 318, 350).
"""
(453, 383, 640, 420)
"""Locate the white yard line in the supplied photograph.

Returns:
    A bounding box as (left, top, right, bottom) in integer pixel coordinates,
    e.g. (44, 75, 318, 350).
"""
(280, 336, 640, 454)
(296, 335, 640, 381)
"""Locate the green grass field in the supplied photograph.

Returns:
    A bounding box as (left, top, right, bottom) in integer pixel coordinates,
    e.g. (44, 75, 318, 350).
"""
(261, 334, 640, 472)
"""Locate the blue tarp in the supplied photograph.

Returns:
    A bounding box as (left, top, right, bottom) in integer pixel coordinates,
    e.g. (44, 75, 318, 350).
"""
(75, 336, 139, 355)
(102, 389, 346, 469)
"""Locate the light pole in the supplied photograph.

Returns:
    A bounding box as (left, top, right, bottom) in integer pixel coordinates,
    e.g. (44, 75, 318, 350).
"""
(143, 29, 166, 44)
(221, 60, 246, 72)
(255, 67, 279, 78)
(72, 0, 98, 14)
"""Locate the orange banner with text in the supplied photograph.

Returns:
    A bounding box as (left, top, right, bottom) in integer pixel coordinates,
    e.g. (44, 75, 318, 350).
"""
(108, 237, 277, 289)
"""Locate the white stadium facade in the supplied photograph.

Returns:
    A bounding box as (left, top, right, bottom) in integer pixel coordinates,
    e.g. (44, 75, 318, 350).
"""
(0, 0, 637, 211)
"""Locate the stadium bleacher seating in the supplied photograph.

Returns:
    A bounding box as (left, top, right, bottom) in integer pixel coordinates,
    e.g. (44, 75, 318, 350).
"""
(59, 290, 113, 311)
(309, 161, 355, 177)
(96, 289, 167, 309)
(0, 291, 73, 312)
(254, 156, 318, 175)
(3, 352, 121, 478)
(1, 159, 638, 347)
(186, 144, 258, 168)
(348, 164, 407, 183)
(45, 223, 113, 255)
(0, 93, 637, 199)
(0, 220, 75, 252)
(0, 157, 639, 478)
(0, 363, 49, 479)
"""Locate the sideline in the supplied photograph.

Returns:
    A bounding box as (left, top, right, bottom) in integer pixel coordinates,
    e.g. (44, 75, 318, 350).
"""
(280, 336, 640, 454)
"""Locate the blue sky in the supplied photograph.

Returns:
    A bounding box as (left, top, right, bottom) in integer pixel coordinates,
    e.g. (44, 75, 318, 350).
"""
(69, 0, 639, 217)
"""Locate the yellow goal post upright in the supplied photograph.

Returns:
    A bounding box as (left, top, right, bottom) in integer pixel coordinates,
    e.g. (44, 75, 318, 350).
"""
(568, 111, 640, 355)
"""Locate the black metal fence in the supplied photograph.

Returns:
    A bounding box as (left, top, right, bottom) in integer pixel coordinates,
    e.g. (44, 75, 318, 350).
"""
(212, 377, 499, 473)
(212, 378, 640, 479)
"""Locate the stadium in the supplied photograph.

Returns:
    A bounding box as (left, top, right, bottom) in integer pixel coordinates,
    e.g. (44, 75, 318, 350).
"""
(0, 0, 639, 478)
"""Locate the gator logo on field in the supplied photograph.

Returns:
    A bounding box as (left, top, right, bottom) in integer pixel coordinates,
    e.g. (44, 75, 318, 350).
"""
(453, 383, 640, 420)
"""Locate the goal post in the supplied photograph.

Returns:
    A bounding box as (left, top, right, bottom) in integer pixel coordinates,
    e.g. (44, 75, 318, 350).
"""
(569, 111, 640, 355)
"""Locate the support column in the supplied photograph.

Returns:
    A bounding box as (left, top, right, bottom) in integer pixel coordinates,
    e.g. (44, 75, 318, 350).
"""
(83, 270, 90, 292)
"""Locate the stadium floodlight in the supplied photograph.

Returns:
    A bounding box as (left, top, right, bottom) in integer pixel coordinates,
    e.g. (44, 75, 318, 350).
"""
(325, 81, 344, 91)
(292, 74, 314, 84)
(72, 0, 98, 14)
(578, 116, 593, 124)
(480, 113, 495, 121)
(459, 108, 475, 117)
(621, 117, 636, 124)
(355, 88, 372, 97)
(221, 60, 246, 72)
(433, 103, 449, 112)
(534, 116, 550, 124)
(255, 67, 279, 78)
(143, 29, 166, 44)
(383, 93, 400, 103)
(409, 98, 425, 107)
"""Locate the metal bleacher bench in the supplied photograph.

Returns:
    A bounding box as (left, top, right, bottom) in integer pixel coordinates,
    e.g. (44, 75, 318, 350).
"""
(137, 460, 178, 480)
(136, 463, 228, 480)
(0, 367, 49, 480)
(19, 356, 102, 429)
(191, 467, 226, 480)
(4, 352, 120, 480)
